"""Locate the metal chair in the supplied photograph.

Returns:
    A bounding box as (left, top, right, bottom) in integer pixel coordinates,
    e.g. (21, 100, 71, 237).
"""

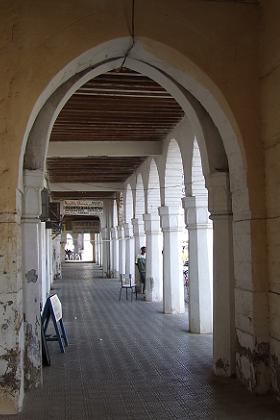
(119, 274, 137, 301)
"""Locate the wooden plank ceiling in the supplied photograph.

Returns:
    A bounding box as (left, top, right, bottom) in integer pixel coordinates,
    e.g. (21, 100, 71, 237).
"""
(47, 68, 184, 196)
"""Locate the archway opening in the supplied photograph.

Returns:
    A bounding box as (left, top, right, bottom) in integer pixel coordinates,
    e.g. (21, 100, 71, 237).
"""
(18, 38, 250, 410)
(161, 138, 186, 314)
(144, 159, 163, 302)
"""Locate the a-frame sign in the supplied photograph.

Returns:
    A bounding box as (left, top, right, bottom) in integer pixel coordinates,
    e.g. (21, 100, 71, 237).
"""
(41, 294, 69, 353)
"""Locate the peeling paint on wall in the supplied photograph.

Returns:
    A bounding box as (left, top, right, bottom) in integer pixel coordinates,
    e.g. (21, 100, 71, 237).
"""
(0, 348, 20, 397)
(25, 269, 38, 283)
(215, 358, 230, 376)
(236, 336, 270, 394)
(24, 321, 41, 389)
(271, 354, 280, 396)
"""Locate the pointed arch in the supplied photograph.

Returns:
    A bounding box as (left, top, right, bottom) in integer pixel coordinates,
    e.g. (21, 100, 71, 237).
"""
(124, 184, 134, 223)
(147, 159, 161, 215)
(112, 199, 118, 227)
(164, 139, 184, 207)
(135, 174, 145, 220)
(191, 138, 206, 196)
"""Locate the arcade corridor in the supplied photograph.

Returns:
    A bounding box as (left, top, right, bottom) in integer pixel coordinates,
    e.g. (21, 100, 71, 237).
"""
(4, 263, 279, 420)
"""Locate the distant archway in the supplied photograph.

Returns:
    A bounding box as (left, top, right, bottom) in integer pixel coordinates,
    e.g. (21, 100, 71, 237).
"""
(164, 139, 184, 207)
(135, 174, 145, 219)
(147, 159, 161, 214)
(18, 37, 258, 406)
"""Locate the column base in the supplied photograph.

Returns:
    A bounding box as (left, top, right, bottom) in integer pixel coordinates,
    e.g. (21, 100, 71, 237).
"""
(271, 337, 280, 397)
(0, 392, 23, 415)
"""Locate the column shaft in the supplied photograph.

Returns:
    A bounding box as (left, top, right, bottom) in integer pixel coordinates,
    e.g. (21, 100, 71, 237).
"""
(159, 206, 185, 314)
(208, 172, 235, 376)
(183, 196, 213, 334)
(111, 227, 119, 277)
(22, 170, 43, 389)
(96, 233, 101, 265)
(124, 223, 135, 278)
(101, 228, 110, 277)
(143, 214, 163, 302)
(118, 226, 125, 276)
(91, 233, 96, 263)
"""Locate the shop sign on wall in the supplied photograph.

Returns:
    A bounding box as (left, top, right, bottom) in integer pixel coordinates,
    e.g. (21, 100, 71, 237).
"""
(64, 200, 103, 216)
(72, 220, 100, 233)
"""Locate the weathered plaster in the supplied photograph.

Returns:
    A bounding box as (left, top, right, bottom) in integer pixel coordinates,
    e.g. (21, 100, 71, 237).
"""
(236, 330, 270, 394)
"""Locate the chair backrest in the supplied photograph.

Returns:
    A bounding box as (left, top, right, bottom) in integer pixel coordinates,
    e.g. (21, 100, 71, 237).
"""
(120, 274, 135, 287)
(128, 274, 136, 287)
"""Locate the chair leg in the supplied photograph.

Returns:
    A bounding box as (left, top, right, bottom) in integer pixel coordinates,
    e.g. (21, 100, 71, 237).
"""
(119, 287, 122, 301)
(131, 287, 133, 302)
(126, 288, 128, 300)
(135, 286, 137, 300)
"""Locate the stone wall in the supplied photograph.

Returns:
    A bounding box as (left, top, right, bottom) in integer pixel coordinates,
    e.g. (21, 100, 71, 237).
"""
(260, 0, 280, 396)
(0, 0, 277, 412)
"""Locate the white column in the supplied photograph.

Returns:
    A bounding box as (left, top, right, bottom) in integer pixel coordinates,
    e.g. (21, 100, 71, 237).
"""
(159, 206, 185, 314)
(60, 230, 66, 263)
(77, 233, 83, 259)
(111, 227, 119, 277)
(72, 232, 78, 257)
(131, 218, 145, 256)
(182, 196, 213, 333)
(132, 218, 145, 287)
(143, 214, 163, 302)
(22, 170, 43, 388)
(89, 233, 95, 262)
(208, 173, 235, 376)
(99, 233, 103, 266)
(46, 227, 53, 289)
(124, 223, 135, 278)
(118, 225, 126, 276)
(95, 233, 100, 265)
(101, 227, 110, 277)
(38, 222, 47, 308)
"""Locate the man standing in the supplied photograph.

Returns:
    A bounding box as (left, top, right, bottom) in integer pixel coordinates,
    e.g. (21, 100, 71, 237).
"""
(136, 246, 146, 293)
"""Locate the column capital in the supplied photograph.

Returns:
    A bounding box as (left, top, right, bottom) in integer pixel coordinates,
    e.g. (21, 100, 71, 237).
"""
(143, 213, 160, 223)
(131, 217, 144, 227)
(158, 206, 184, 232)
(143, 213, 161, 235)
(123, 222, 133, 238)
(117, 225, 125, 239)
(22, 170, 44, 219)
(206, 172, 232, 217)
(131, 218, 144, 237)
(23, 169, 44, 188)
(110, 226, 118, 240)
(182, 196, 211, 229)
(101, 227, 109, 239)
(182, 195, 208, 210)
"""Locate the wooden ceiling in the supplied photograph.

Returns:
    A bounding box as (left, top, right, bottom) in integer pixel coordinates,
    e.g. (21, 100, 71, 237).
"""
(48, 156, 145, 183)
(50, 68, 183, 143)
(47, 68, 184, 198)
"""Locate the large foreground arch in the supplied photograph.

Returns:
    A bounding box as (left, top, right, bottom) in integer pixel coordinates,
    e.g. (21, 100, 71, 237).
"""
(0, 34, 268, 413)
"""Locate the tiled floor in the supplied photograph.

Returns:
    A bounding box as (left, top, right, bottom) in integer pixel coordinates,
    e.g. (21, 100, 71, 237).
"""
(5, 263, 280, 419)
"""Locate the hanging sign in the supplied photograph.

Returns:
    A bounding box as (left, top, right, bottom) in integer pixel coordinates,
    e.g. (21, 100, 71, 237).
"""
(64, 200, 103, 216)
